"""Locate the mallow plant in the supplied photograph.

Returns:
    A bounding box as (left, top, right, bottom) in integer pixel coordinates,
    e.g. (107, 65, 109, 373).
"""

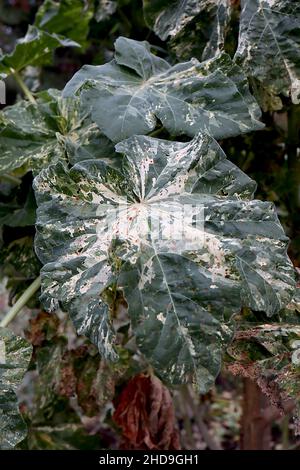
(0, 0, 300, 449)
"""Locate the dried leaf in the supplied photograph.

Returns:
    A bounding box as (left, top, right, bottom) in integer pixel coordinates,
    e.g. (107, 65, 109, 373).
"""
(113, 373, 180, 450)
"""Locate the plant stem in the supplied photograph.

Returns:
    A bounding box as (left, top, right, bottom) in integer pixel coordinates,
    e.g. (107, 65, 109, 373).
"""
(11, 69, 36, 104)
(0, 276, 41, 328)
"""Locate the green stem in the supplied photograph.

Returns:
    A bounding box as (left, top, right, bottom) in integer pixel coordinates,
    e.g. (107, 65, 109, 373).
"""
(0, 276, 41, 328)
(11, 69, 36, 104)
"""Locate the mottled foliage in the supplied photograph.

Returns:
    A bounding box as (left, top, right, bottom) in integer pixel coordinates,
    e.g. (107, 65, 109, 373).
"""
(0, 328, 32, 449)
(34, 133, 295, 390)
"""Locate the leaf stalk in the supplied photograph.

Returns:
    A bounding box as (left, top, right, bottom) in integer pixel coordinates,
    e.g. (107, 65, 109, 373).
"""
(11, 69, 36, 104)
(0, 276, 41, 328)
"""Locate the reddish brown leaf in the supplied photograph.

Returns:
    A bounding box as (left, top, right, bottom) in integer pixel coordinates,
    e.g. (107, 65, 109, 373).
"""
(113, 373, 180, 450)
(25, 311, 59, 346)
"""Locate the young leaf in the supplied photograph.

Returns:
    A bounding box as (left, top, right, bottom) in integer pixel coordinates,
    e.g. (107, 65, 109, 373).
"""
(235, 0, 300, 104)
(34, 133, 295, 390)
(0, 89, 115, 176)
(143, 0, 231, 60)
(0, 25, 79, 76)
(63, 37, 263, 143)
(0, 327, 32, 449)
(34, 0, 93, 49)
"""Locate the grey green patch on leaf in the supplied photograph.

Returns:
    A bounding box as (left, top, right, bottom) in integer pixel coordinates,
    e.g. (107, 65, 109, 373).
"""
(0, 327, 32, 449)
(63, 36, 263, 143)
(34, 132, 295, 391)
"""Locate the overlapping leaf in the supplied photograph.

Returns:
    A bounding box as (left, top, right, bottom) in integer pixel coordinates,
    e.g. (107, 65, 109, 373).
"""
(34, 132, 295, 390)
(0, 327, 32, 449)
(0, 25, 78, 76)
(235, 0, 300, 104)
(63, 36, 263, 143)
(34, 0, 93, 48)
(143, 0, 231, 61)
(0, 89, 115, 176)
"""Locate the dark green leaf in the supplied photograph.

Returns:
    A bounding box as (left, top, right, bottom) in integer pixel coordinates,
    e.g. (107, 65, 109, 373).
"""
(63, 37, 264, 143)
(34, 0, 93, 49)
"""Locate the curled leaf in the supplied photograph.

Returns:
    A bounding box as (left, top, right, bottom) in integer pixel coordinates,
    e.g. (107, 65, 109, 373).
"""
(113, 373, 180, 450)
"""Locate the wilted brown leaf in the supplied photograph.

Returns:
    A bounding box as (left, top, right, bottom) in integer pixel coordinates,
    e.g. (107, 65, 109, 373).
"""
(113, 373, 180, 450)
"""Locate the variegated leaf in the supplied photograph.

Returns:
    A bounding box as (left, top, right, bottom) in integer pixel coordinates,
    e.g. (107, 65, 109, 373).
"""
(34, 133, 295, 390)
(0, 25, 79, 75)
(0, 327, 32, 449)
(235, 0, 300, 104)
(143, 0, 231, 61)
(0, 89, 115, 176)
(63, 37, 263, 143)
